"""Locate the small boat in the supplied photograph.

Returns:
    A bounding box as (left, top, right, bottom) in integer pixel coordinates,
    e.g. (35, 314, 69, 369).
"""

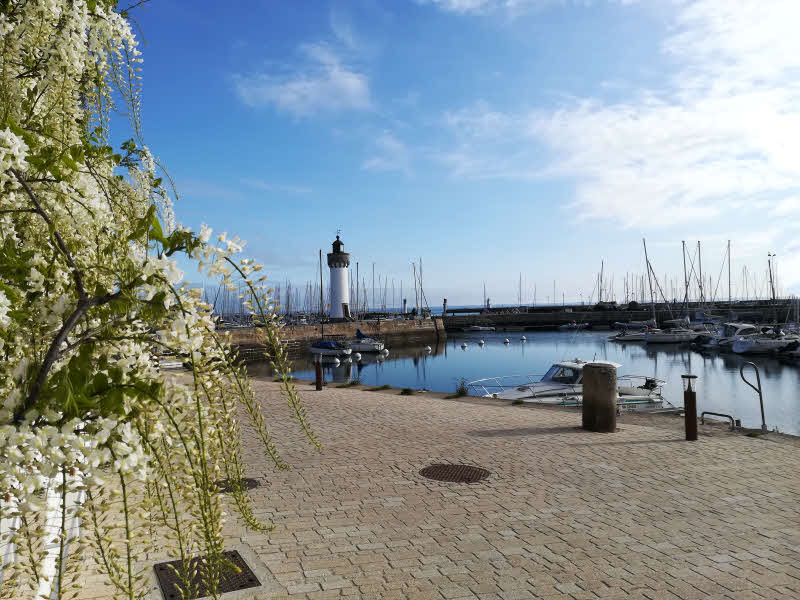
(609, 323, 654, 342)
(645, 325, 704, 344)
(558, 321, 588, 331)
(309, 340, 352, 356)
(693, 322, 760, 351)
(464, 325, 496, 332)
(609, 330, 650, 342)
(466, 359, 665, 406)
(348, 329, 385, 352)
(732, 331, 799, 355)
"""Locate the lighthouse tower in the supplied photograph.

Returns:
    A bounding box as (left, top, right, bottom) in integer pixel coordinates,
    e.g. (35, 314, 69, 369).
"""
(327, 234, 351, 319)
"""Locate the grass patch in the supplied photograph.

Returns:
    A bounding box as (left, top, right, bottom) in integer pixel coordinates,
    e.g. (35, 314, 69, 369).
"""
(400, 388, 415, 396)
(511, 399, 524, 405)
(337, 379, 361, 388)
(453, 378, 469, 397)
(368, 384, 392, 391)
(745, 431, 764, 437)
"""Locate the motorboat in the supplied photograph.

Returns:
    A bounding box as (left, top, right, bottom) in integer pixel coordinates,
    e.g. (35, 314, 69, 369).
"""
(309, 340, 352, 356)
(466, 359, 665, 407)
(348, 329, 385, 352)
(732, 331, 799, 355)
(464, 325, 496, 332)
(693, 322, 760, 351)
(559, 321, 588, 331)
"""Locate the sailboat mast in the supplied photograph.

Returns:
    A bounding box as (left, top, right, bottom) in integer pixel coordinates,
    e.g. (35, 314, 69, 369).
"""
(728, 240, 732, 311)
(319, 249, 324, 317)
(682, 240, 689, 314)
(643, 238, 657, 325)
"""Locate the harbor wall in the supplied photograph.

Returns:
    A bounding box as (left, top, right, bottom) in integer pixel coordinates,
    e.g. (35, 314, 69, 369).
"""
(443, 307, 774, 331)
(227, 317, 445, 347)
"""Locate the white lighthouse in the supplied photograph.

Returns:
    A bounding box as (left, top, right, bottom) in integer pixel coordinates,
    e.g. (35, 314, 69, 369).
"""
(327, 234, 351, 319)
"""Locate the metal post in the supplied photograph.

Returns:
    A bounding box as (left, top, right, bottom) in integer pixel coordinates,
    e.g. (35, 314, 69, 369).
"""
(315, 356, 323, 390)
(682, 374, 697, 441)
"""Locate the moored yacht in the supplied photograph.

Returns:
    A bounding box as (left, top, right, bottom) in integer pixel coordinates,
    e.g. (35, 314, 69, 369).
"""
(466, 359, 665, 406)
(348, 329, 385, 352)
(309, 340, 352, 356)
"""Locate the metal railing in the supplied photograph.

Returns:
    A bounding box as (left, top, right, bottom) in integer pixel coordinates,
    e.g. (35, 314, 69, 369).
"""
(739, 362, 767, 432)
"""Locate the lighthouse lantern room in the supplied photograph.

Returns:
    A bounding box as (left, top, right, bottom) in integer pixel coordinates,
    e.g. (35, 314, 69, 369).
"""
(327, 234, 351, 319)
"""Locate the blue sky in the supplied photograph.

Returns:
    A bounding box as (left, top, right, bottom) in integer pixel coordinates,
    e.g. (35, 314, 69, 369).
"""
(133, 0, 800, 306)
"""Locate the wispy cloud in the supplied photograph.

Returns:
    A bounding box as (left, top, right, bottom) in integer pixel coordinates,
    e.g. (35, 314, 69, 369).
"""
(233, 43, 371, 116)
(417, 0, 638, 16)
(241, 178, 312, 195)
(437, 0, 800, 229)
(361, 132, 410, 173)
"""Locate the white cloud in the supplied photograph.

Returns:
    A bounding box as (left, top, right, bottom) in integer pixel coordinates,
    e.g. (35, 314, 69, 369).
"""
(438, 0, 800, 229)
(233, 44, 371, 116)
(241, 178, 312, 195)
(361, 132, 410, 173)
(418, 0, 638, 16)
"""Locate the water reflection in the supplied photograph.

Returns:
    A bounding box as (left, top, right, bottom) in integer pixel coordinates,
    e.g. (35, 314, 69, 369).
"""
(252, 331, 800, 436)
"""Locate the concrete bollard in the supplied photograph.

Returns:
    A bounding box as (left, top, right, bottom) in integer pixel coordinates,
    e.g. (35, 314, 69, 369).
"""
(582, 363, 617, 433)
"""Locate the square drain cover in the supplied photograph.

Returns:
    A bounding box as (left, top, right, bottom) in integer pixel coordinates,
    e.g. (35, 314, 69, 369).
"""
(154, 550, 260, 599)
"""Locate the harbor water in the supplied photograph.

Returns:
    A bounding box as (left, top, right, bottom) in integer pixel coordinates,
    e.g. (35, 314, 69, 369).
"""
(253, 330, 800, 436)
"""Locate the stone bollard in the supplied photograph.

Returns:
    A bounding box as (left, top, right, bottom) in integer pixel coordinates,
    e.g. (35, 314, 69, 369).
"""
(582, 363, 617, 432)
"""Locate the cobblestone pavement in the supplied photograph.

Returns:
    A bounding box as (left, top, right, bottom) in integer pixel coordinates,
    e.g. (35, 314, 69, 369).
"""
(218, 381, 800, 600)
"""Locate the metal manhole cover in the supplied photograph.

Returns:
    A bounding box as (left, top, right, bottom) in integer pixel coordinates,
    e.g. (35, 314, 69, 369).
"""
(214, 477, 259, 493)
(419, 464, 490, 483)
(154, 550, 260, 599)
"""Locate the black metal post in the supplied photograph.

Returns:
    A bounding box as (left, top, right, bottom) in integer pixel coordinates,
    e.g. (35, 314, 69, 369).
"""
(682, 374, 697, 441)
(315, 358, 323, 391)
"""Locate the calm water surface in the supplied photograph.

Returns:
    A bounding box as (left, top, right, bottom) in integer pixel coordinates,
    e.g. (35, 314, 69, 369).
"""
(261, 331, 800, 436)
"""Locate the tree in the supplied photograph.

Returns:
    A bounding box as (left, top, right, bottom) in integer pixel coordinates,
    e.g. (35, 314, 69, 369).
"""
(0, 1, 316, 598)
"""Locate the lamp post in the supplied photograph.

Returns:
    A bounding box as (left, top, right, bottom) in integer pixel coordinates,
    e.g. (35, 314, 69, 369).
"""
(681, 374, 698, 441)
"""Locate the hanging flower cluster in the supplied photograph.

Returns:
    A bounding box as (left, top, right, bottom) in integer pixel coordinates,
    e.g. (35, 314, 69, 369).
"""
(0, 1, 316, 599)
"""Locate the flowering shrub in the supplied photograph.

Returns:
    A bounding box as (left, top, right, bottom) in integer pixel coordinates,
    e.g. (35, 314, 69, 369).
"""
(0, 1, 316, 598)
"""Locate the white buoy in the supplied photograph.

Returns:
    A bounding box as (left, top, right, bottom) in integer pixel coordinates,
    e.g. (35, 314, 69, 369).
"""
(479, 340, 485, 345)
(353, 352, 361, 361)
(333, 358, 340, 366)
(461, 342, 468, 349)
(425, 346, 432, 353)
(521, 336, 527, 341)
(381, 348, 389, 355)
(504, 338, 510, 344)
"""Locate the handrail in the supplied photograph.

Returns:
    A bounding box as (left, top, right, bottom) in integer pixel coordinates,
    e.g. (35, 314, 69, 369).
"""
(701, 411, 736, 431)
(739, 362, 767, 432)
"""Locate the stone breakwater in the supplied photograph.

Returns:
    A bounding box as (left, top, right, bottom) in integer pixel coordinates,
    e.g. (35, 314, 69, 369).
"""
(226, 317, 445, 347)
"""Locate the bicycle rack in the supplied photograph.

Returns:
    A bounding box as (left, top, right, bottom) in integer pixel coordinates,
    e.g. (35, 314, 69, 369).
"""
(739, 362, 767, 432)
(700, 411, 735, 431)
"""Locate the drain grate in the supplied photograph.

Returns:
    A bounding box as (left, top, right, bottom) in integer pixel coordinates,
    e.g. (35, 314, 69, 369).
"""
(419, 464, 490, 483)
(154, 550, 260, 599)
(214, 477, 259, 493)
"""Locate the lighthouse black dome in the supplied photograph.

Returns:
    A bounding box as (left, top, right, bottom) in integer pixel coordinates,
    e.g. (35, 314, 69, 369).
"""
(327, 235, 350, 268)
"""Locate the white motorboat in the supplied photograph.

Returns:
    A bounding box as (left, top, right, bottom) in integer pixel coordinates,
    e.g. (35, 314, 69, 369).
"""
(732, 332, 799, 355)
(466, 359, 665, 406)
(694, 322, 760, 351)
(464, 325, 496, 332)
(309, 340, 352, 356)
(348, 328, 385, 352)
(609, 330, 650, 342)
